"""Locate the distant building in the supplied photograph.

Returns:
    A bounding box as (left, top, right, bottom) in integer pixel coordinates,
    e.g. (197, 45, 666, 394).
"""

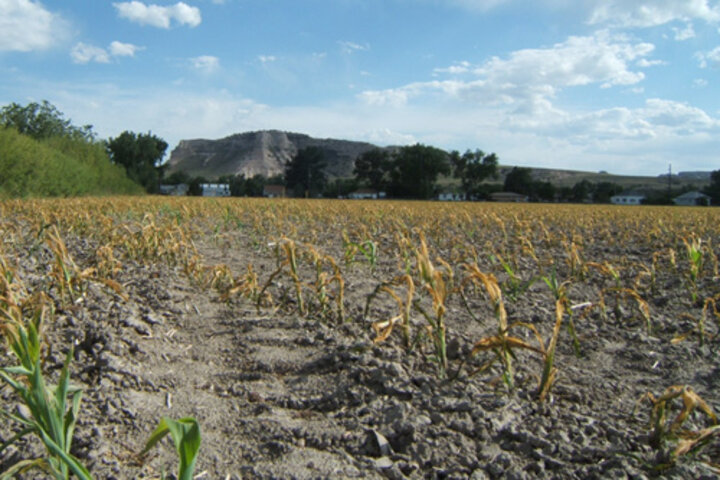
(160, 184, 189, 196)
(263, 184, 286, 198)
(611, 191, 645, 205)
(200, 183, 230, 197)
(348, 189, 385, 200)
(490, 192, 528, 203)
(437, 191, 467, 201)
(673, 191, 710, 206)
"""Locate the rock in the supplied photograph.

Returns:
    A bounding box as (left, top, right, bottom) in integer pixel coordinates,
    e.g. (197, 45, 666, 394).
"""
(365, 429, 393, 457)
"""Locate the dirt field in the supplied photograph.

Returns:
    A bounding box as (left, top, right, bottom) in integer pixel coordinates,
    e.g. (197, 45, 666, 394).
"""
(0, 198, 718, 479)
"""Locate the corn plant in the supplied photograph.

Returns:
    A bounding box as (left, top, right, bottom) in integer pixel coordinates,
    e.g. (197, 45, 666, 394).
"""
(492, 253, 538, 303)
(463, 264, 545, 391)
(0, 298, 92, 480)
(46, 227, 95, 304)
(140, 416, 201, 480)
(682, 235, 704, 305)
(635, 385, 718, 470)
(366, 274, 415, 348)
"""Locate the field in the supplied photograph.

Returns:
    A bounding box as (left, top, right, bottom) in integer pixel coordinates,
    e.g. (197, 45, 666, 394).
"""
(0, 197, 718, 479)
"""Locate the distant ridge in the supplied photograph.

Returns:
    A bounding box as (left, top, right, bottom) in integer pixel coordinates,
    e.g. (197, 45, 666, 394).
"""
(166, 130, 712, 190)
(166, 130, 380, 179)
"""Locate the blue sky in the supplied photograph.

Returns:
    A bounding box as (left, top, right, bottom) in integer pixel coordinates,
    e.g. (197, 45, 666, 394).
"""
(1, 1, 720, 175)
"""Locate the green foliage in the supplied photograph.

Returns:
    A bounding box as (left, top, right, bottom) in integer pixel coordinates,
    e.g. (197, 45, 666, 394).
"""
(106, 131, 168, 193)
(285, 146, 327, 197)
(0, 100, 94, 142)
(0, 308, 92, 480)
(0, 128, 141, 198)
(451, 149, 498, 197)
(354, 148, 390, 191)
(387, 144, 450, 199)
(703, 170, 720, 205)
(503, 167, 534, 196)
(141, 417, 201, 480)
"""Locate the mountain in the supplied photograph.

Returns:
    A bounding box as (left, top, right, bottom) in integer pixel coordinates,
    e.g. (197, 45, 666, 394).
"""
(166, 130, 380, 179)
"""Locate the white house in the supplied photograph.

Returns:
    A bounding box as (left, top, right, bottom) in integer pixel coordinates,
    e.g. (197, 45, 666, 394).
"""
(159, 184, 189, 196)
(673, 191, 710, 206)
(200, 183, 230, 197)
(437, 191, 467, 201)
(348, 189, 385, 199)
(611, 192, 645, 205)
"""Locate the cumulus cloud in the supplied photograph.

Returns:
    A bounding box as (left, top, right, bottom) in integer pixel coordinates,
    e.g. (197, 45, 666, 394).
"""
(191, 55, 219, 73)
(0, 0, 68, 52)
(588, 0, 720, 28)
(672, 22, 696, 40)
(109, 40, 142, 57)
(71, 42, 111, 64)
(361, 31, 654, 111)
(113, 1, 201, 28)
(71, 41, 142, 64)
(696, 46, 720, 67)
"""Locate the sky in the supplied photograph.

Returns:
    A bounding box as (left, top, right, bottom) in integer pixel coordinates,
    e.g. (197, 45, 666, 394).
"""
(1, 1, 720, 176)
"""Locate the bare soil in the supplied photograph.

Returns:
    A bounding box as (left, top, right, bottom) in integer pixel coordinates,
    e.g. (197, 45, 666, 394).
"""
(1, 202, 719, 480)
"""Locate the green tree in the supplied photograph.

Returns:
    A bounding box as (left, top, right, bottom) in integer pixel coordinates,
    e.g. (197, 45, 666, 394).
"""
(571, 179, 592, 203)
(188, 176, 207, 196)
(503, 167, 534, 196)
(106, 131, 168, 193)
(285, 146, 327, 197)
(388, 144, 450, 199)
(534, 181, 556, 202)
(354, 148, 390, 191)
(704, 170, 720, 205)
(593, 181, 623, 203)
(451, 149, 499, 197)
(0, 100, 94, 142)
(165, 171, 191, 185)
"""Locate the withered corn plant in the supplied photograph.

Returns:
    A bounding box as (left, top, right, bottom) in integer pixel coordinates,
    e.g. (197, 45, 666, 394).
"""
(463, 263, 545, 391)
(635, 385, 719, 472)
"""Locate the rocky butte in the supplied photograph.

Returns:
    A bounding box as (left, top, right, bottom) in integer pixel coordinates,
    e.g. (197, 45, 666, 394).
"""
(165, 130, 380, 179)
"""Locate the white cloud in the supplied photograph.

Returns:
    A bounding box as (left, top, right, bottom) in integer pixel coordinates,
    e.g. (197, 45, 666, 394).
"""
(0, 0, 68, 52)
(191, 55, 219, 73)
(694, 78, 708, 87)
(258, 55, 276, 64)
(672, 22, 696, 40)
(71, 42, 111, 64)
(109, 41, 142, 57)
(696, 46, 720, 67)
(588, 0, 720, 28)
(71, 41, 142, 64)
(113, 1, 201, 28)
(433, 61, 472, 75)
(338, 41, 369, 54)
(361, 31, 653, 111)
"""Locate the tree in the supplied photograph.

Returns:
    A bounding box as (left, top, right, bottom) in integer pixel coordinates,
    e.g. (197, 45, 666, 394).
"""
(354, 148, 390, 191)
(0, 100, 95, 142)
(106, 131, 168, 193)
(503, 167, 534, 196)
(593, 181, 623, 203)
(188, 176, 207, 196)
(285, 146, 327, 197)
(451, 149, 498, 197)
(704, 170, 720, 205)
(387, 144, 450, 199)
(571, 180, 592, 203)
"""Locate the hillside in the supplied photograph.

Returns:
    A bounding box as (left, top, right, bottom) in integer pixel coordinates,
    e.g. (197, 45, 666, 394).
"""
(166, 129, 711, 192)
(166, 130, 380, 179)
(0, 128, 142, 198)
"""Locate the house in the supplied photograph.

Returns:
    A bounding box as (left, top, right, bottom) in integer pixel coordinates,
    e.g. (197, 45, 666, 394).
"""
(200, 183, 230, 197)
(159, 183, 189, 196)
(490, 192, 528, 203)
(348, 189, 385, 200)
(437, 191, 467, 201)
(263, 184, 286, 198)
(673, 191, 710, 206)
(610, 192, 645, 205)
